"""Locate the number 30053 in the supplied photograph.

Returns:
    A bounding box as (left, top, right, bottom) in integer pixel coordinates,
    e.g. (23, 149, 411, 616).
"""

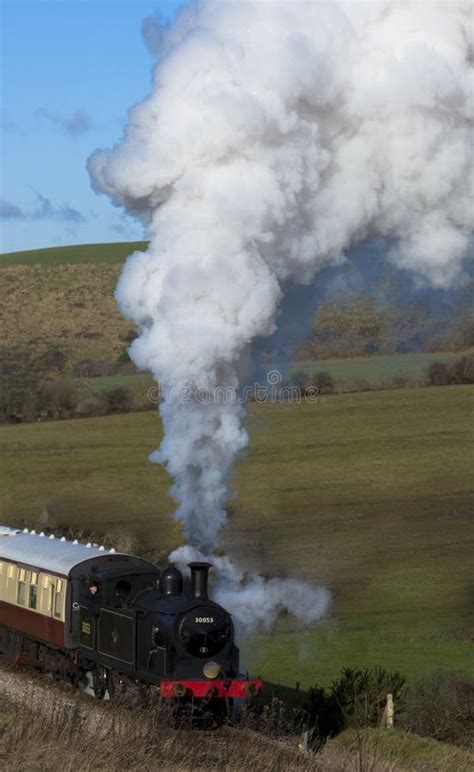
(195, 616, 214, 624)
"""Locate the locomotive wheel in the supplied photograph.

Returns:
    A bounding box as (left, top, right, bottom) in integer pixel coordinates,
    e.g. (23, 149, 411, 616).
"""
(92, 666, 107, 699)
(107, 669, 127, 704)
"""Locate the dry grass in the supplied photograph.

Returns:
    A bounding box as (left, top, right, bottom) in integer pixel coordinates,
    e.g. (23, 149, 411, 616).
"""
(0, 263, 131, 365)
(334, 727, 474, 772)
(0, 666, 404, 772)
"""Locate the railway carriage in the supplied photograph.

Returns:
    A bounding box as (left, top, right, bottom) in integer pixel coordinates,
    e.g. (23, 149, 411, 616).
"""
(0, 525, 261, 718)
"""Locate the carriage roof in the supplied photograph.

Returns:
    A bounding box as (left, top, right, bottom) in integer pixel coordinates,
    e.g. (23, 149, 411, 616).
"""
(0, 525, 123, 577)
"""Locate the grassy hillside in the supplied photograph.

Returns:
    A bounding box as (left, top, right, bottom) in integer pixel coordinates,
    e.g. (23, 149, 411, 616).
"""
(1, 386, 472, 688)
(334, 728, 474, 770)
(0, 241, 147, 267)
(0, 242, 147, 366)
(0, 262, 132, 364)
(0, 241, 466, 396)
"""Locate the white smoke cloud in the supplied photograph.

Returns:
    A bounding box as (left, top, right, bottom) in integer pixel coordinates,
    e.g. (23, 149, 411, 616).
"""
(89, 0, 472, 630)
(170, 544, 331, 636)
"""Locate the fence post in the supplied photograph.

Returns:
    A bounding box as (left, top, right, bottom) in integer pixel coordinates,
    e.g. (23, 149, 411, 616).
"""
(299, 730, 309, 752)
(386, 693, 394, 727)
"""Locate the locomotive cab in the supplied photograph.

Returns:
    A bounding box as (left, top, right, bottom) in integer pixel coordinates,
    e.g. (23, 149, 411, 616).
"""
(69, 556, 161, 665)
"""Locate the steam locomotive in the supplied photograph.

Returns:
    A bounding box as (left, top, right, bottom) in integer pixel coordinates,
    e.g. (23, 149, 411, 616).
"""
(0, 525, 261, 720)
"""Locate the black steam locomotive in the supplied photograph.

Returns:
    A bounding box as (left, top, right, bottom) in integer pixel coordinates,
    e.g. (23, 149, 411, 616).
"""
(0, 526, 261, 720)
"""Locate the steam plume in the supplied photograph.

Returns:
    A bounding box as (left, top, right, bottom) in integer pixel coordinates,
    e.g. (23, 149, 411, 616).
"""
(89, 1, 472, 630)
(169, 544, 331, 637)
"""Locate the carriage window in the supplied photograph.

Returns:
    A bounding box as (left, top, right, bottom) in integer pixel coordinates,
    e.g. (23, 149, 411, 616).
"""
(29, 572, 38, 610)
(17, 568, 26, 606)
(8, 564, 15, 580)
(53, 579, 63, 618)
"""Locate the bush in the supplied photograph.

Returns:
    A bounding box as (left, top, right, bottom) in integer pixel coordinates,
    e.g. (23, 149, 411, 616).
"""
(448, 354, 474, 385)
(403, 672, 474, 749)
(72, 359, 116, 378)
(331, 668, 405, 728)
(302, 668, 406, 747)
(302, 685, 342, 744)
(74, 395, 107, 417)
(0, 348, 38, 422)
(426, 361, 450, 386)
(239, 696, 300, 739)
(101, 385, 133, 414)
(117, 349, 132, 363)
(427, 356, 474, 387)
(452, 314, 474, 349)
(312, 371, 335, 395)
(36, 349, 67, 374)
(289, 369, 310, 396)
(37, 381, 79, 419)
(463, 354, 474, 383)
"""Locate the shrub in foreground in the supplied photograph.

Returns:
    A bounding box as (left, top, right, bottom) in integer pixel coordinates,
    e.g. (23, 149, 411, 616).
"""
(303, 668, 406, 747)
(403, 672, 474, 749)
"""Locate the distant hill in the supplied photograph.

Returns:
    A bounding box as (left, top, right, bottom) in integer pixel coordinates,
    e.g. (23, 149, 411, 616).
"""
(0, 240, 470, 392)
(0, 241, 148, 268)
(0, 242, 149, 369)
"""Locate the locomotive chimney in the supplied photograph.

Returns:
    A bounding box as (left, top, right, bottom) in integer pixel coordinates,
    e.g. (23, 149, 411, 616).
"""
(188, 562, 212, 600)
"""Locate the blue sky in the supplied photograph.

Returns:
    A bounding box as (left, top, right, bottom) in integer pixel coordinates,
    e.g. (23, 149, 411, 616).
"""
(0, 0, 189, 253)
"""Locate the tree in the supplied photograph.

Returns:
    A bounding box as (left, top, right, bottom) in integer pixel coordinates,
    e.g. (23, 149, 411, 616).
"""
(452, 314, 474, 349)
(426, 361, 450, 386)
(312, 371, 335, 394)
(462, 354, 474, 383)
(0, 348, 37, 422)
(36, 349, 67, 375)
(101, 385, 133, 414)
(37, 381, 79, 419)
(307, 296, 390, 358)
(288, 370, 311, 396)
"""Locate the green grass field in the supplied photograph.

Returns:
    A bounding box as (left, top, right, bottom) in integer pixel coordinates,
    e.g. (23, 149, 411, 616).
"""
(1, 386, 472, 689)
(0, 241, 147, 267)
(81, 350, 462, 402)
(288, 351, 460, 385)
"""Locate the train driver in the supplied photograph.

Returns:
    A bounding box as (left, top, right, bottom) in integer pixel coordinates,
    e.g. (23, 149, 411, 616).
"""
(85, 581, 101, 616)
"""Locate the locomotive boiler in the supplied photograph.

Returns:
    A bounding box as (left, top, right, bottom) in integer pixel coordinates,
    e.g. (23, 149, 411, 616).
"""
(0, 525, 261, 720)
